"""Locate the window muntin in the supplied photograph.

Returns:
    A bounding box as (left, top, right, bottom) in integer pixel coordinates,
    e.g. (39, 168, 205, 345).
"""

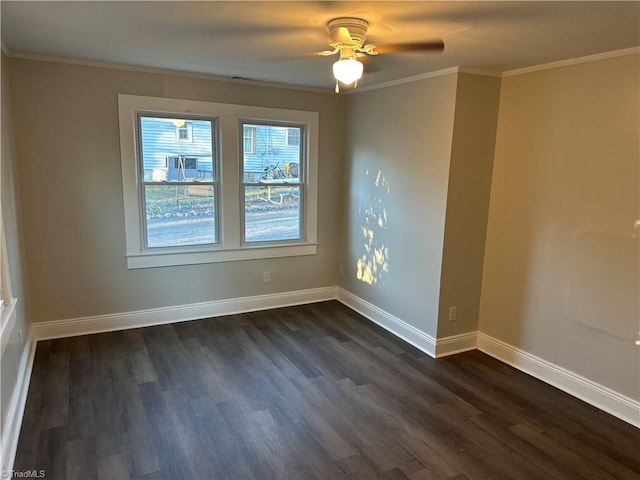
(241, 122, 304, 243)
(138, 115, 217, 248)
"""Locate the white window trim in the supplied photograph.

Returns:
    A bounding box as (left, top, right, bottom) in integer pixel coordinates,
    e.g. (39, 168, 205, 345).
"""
(118, 94, 318, 269)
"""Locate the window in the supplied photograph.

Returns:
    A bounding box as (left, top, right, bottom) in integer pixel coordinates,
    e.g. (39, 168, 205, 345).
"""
(118, 95, 318, 268)
(241, 122, 304, 243)
(138, 115, 217, 248)
(175, 121, 193, 142)
(286, 127, 300, 147)
(169, 157, 198, 171)
(243, 126, 256, 154)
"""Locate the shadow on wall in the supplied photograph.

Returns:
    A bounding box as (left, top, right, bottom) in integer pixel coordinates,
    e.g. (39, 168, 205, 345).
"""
(356, 170, 390, 285)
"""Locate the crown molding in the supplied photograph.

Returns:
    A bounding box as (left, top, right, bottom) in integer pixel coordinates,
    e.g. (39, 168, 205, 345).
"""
(458, 67, 502, 78)
(5, 51, 334, 94)
(349, 67, 461, 94)
(6, 45, 638, 92)
(503, 46, 640, 77)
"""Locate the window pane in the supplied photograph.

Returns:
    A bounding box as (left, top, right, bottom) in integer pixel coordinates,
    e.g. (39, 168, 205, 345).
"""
(139, 116, 214, 182)
(244, 185, 301, 242)
(145, 185, 216, 248)
(242, 123, 302, 184)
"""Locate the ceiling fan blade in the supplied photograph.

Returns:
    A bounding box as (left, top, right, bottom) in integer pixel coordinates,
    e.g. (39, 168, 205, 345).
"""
(337, 26, 356, 45)
(318, 49, 339, 56)
(374, 40, 445, 54)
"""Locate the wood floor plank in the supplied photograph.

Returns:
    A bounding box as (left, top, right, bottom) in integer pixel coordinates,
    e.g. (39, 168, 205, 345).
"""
(97, 453, 131, 480)
(66, 437, 97, 479)
(545, 426, 640, 480)
(279, 420, 350, 479)
(510, 422, 620, 480)
(137, 381, 196, 480)
(13, 301, 640, 480)
(41, 352, 70, 429)
(67, 354, 95, 441)
(35, 426, 67, 480)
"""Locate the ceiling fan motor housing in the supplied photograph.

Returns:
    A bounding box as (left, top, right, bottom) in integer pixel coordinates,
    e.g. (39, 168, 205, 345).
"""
(327, 17, 369, 48)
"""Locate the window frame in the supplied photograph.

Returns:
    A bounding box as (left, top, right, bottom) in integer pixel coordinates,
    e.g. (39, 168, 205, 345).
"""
(118, 94, 318, 269)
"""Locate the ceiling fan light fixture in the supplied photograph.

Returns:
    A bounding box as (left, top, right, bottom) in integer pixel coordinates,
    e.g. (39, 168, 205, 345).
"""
(332, 58, 363, 85)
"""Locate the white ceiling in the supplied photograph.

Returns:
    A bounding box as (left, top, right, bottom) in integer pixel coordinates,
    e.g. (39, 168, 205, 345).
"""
(2, 1, 639, 91)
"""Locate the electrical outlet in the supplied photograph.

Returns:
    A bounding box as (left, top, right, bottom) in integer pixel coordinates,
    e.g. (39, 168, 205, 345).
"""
(448, 306, 457, 322)
(263, 271, 271, 283)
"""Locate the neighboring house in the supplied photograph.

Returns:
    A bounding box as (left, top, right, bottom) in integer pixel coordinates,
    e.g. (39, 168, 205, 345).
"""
(242, 123, 301, 181)
(140, 117, 214, 181)
(140, 117, 301, 181)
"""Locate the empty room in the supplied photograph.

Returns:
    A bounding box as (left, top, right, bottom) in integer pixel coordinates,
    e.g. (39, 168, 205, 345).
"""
(1, 1, 639, 479)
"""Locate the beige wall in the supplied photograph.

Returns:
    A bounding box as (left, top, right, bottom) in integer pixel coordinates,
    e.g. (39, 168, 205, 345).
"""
(342, 74, 458, 337)
(1, 54, 30, 440)
(438, 73, 501, 338)
(8, 58, 345, 323)
(479, 54, 640, 399)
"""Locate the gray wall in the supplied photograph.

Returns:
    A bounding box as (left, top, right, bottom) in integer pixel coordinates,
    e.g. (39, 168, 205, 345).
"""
(341, 72, 501, 341)
(342, 74, 459, 338)
(437, 73, 501, 337)
(1, 53, 30, 441)
(8, 58, 345, 323)
(479, 53, 640, 399)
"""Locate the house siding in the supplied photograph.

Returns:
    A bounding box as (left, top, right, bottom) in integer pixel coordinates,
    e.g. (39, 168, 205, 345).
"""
(139, 117, 302, 181)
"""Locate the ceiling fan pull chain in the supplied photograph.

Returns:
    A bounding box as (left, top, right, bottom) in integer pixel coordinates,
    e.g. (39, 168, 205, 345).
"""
(335, 80, 340, 93)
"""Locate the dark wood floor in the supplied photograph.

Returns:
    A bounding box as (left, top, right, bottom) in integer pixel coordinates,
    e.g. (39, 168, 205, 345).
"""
(14, 301, 640, 480)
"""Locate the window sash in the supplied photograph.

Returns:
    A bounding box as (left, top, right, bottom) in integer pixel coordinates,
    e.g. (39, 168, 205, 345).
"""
(136, 114, 218, 250)
(240, 121, 306, 244)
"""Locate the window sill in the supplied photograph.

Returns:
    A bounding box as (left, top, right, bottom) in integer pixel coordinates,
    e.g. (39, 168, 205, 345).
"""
(126, 243, 318, 269)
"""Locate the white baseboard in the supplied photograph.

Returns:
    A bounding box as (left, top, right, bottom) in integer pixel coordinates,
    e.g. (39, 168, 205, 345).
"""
(434, 331, 478, 358)
(1, 331, 36, 477)
(337, 288, 437, 357)
(477, 332, 640, 428)
(31, 286, 338, 341)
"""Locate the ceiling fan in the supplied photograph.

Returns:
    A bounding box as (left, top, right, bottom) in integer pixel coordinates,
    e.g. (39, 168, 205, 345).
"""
(319, 17, 445, 92)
